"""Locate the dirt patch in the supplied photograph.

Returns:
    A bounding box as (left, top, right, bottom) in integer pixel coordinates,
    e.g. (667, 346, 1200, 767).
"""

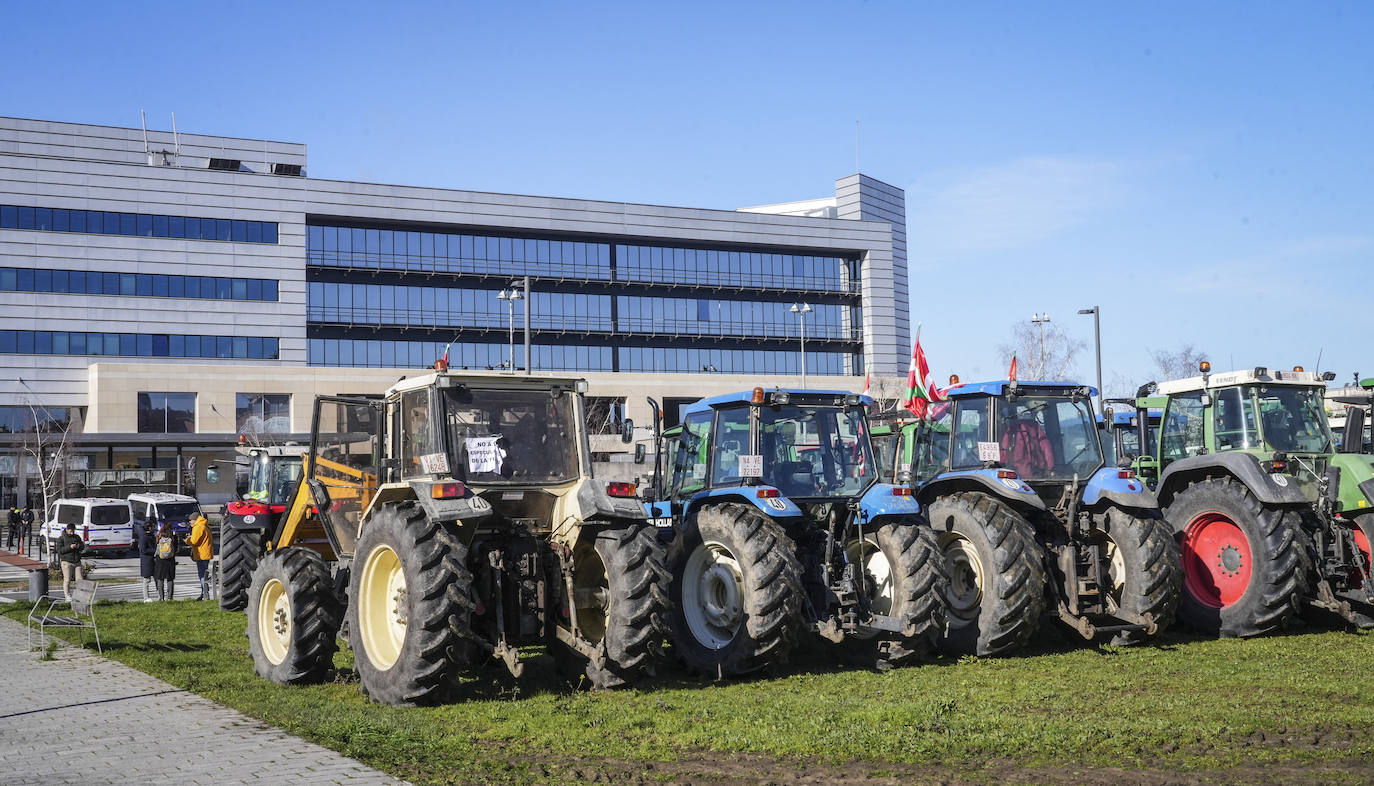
(516, 747, 1374, 786)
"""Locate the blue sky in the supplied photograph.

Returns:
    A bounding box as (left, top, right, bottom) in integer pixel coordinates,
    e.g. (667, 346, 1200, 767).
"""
(4, 2, 1371, 387)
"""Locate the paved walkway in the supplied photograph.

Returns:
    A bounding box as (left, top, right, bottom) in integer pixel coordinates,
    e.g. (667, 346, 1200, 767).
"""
(0, 615, 407, 785)
(0, 552, 205, 604)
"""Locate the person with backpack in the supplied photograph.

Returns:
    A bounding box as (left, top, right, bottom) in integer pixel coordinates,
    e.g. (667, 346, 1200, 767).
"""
(56, 522, 85, 601)
(186, 514, 213, 601)
(152, 521, 180, 601)
(136, 517, 158, 602)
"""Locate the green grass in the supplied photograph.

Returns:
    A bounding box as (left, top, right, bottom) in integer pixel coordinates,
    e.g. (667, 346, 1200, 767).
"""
(6, 600, 1373, 784)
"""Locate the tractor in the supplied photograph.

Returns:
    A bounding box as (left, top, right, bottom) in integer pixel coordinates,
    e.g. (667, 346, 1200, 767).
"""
(881, 380, 1180, 655)
(1328, 377, 1374, 453)
(1132, 363, 1374, 636)
(1100, 398, 1159, 468)
(220, 444, 306, 611)
(242, 370, 668, 705)
(643, 387, 947, 676)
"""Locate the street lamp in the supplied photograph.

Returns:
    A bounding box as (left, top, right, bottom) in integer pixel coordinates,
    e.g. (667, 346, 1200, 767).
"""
(497, 285, 524, 372)
(1030, 313, 1051, 379)
(1077, 306, 1102, 409)
(790, 303, 812, 386)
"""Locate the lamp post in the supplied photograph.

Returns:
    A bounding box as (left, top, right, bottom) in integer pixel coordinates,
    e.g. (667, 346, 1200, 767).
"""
(1077, 306, 1102, 409)
(497, 285, 524, 372)
(790, 303, 812, 386)
(1030, 313, 1051, 379)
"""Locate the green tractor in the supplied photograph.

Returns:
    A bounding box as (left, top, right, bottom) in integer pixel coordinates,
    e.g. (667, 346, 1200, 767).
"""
(1133, 363, 1374, 636)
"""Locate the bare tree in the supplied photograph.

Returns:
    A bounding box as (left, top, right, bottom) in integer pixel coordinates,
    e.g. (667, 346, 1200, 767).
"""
(1149, 343, 1208, 382)
(997, 321, 1086, 381)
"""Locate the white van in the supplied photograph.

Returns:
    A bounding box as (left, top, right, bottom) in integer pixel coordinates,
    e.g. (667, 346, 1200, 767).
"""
(128, 492, 203, 551)
(44, 498, 134, 554)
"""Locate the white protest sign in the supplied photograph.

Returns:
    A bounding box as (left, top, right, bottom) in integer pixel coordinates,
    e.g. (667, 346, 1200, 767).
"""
(466, 436, 505, 474)
(977, 441, 1001, 462)
(739, 454, 764, 478)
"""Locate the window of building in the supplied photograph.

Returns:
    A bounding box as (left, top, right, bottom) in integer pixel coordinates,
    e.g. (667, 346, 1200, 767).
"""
(0, 204, 277, 244)
(0, 406, 72, 433)
(236, 393, 291, 436)
(138, 392, 196, 433)
(0, 331, 278, 360)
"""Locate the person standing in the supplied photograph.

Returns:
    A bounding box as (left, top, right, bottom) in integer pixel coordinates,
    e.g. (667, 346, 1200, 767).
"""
(5, 507, 18, 549)
(56, 522, 85, 601)
(136, 518, 157, 602)
(152, 521, 180, 601)
(186, 514, 213, 601)
(19, 504, 33, 555)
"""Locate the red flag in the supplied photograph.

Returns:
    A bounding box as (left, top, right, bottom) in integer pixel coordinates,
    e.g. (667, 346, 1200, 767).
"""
(902, 326, 942, 418)
(1008, 352, 1018, 381)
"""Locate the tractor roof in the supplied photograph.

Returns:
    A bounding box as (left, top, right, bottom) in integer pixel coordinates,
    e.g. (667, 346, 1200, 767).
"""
(683, 389, 870, 417)
(942, 380, 1098, 398)
(387, 370, 589, 397)
(1154, 367, 1328, 396)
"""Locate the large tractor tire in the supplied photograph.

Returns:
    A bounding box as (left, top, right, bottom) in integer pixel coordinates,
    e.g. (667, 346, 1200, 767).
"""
(842, 521, 948, 669)
(927, 492, 1046, 656)
(1096, 507, 1182, 646)
(348, 501, 476, 706)
(245, 547, 342, 685)
(1167, 477, 1306, 638)
(559, 523, 670, 688)
(667, 503, 803, 677)
(219, 524, 261, 612)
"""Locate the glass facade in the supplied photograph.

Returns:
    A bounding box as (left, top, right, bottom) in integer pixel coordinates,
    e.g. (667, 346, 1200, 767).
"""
(0, 266, 278, 301)
(236, 393, 291, 435)
(137, 392, 196, 433)
(305, 221, 863, 375)
(0, 204, 278, 244)
(0, 406, 71, 433)
(0, 330, 279, 360)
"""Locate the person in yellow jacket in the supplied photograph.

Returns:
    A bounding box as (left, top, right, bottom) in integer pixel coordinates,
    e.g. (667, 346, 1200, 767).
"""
(186, 514, 214, 601)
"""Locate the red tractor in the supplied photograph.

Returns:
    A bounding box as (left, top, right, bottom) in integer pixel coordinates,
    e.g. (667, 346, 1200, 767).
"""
(219, 445, 306, 611)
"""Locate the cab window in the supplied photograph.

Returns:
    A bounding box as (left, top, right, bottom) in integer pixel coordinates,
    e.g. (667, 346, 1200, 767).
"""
(1161, 391, 1206, 463)
(670, 411, 713, 498)
(711, 407, 750, 485)
(399, 388, 433, 476)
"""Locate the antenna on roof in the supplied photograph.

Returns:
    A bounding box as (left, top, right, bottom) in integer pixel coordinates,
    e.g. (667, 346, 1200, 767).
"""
(171, 112, 180, 165)
(854, 120, 860, 174)
(141, 110, 151, 160)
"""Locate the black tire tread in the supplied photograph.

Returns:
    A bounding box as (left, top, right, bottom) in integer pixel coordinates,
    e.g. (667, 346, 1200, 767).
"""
(245, 546, 342, 684)
(1166, 477, 1306, 638)
(219, 523, 259, 612)
(929, 491, 1046, 656)
(1100, 508, 1182, 646)
(575, 523, 670, 688)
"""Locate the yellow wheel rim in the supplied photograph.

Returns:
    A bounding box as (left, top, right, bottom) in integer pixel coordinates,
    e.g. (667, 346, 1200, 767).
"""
(358, 544, 407, 670)
(572, 544, 609, 644)
(257, 578, 290, 665)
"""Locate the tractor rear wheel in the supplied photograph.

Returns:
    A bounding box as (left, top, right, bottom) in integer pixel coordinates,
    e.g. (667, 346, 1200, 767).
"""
(927, 492, 1045, 656)
(841, 521, 948, 669)
(667, 503, 803, 677)
(1096, 507, 1182, 645)
(1351, 513, 1374, 590)
(219, 524, 261, 612)
(348, 501, 476, 706)
(559, 523, 669, 688)
(1167, 477, 1306, 637)
(245, 547, 341, 684)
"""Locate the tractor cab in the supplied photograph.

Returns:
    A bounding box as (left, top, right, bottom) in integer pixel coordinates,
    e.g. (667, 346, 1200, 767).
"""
(917, 381, 1105, 509)
(244, 447, 306, 509)
(1101, 398, 1160, 468)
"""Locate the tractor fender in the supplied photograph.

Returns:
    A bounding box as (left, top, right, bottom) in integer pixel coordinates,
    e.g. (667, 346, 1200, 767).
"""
(576, 480, 652, 523)
(1156, 453, 1308, 507)
(1081, 467, 1158, 509)
(375, 481, 497, 525)
(915, 469, 1048, 513)
(684, 486, 803, 520)
(858, 483, 922, 522)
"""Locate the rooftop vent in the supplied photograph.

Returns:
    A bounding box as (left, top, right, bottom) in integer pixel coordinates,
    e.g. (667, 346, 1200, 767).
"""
(207, 158, 241, 171)
(271, 162, 303, 177)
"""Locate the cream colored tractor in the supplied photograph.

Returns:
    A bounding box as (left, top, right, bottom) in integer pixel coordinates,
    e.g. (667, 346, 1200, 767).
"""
(242, 370, 667, 705)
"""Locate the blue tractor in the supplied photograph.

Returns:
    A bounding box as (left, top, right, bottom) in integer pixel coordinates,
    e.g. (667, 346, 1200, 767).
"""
(901, 380, 1181, 654)
(643, 387, 948, 676)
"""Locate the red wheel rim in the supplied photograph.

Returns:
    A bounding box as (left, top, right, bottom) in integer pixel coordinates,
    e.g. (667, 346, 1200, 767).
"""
(1356, 528, 1371, 564)
(1182, 512, 1253, 608)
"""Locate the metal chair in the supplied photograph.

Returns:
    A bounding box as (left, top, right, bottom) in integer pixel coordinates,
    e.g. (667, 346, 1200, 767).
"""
(28, 579, 102, 655)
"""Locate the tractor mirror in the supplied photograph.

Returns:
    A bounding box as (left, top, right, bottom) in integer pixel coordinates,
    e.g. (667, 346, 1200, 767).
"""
(620, 418, 635, 443)
(634, 443, 647, 464)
